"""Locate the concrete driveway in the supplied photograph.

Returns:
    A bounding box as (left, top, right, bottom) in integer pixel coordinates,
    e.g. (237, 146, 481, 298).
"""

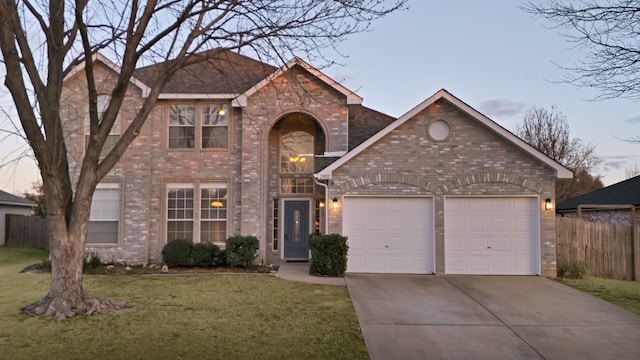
(346, 275, 640, 360)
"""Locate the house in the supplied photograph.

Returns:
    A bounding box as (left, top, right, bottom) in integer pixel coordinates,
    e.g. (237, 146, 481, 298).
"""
(61, 50, 572, 277)
(556, 175, 640, 226)
(0, 190, 36, 246)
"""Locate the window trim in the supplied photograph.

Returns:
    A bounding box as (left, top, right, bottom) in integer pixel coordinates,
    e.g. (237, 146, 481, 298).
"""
(87, 181, 122, 246)
(84, 94, 122, 158)
(165, 102, 231, 152)
(165, 181, 230, 246)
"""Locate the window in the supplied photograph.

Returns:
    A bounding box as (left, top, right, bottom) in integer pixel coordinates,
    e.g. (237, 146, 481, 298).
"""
(87, 183, 120, 244)
(167, 183, 227, 244)
(280, 116, 315, 173)
(168, 103, 230, 149)
(202, 104, 229, 148)
(169, 105, 195, 148)
(200, 184, 227, 243)
(280, 177, 314, 194)
(85, 94, 120, 158)
(167, 185, 194, 241)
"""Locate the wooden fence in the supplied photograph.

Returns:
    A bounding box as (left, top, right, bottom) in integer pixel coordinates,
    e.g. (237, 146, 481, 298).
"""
(557, 217, 640, 281)
(5, 214, 49, 250)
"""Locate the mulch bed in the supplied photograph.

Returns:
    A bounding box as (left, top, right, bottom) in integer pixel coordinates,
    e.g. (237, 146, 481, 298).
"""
(20, 263, 279, 276)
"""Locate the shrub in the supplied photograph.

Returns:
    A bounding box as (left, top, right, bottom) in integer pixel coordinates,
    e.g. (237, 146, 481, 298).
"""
(309, 233, 348, 277)
(215, 249, 227, 267)
(83, 252, 102, 271)
(161, 239, 194, 267)
(225, 235, 259, 267)
(557, 259, 588, 279)
(192, 242, 220, 267)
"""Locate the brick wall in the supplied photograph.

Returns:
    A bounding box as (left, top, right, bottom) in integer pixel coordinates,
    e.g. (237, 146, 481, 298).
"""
(328, 99, 558, 277)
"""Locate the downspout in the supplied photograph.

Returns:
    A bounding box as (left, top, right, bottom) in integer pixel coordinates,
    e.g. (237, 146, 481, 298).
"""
(313, 177, 329, 234)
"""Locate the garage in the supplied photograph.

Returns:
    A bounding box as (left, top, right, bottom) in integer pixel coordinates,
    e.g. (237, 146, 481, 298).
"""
(444, 197, 538, 275)
(343, 197, 434, 274)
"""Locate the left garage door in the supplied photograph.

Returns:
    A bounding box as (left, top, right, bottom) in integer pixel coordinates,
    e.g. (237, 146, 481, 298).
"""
(343, 197, 434, 274)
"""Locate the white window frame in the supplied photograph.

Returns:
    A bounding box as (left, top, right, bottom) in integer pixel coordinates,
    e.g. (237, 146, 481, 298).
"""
(87, 182, 120, 245)
(168, 104, 196, 149)
(167, 103, 230, 150)
(85, 94, 121, 158)
(166, 183, 195, 242)
(166, 182, 228, 245)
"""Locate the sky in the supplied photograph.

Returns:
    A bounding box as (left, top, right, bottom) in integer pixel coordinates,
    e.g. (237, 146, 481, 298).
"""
(0, 0, 638, 195)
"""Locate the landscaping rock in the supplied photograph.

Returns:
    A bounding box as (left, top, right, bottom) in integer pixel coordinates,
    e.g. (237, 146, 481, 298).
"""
(161, 265, 169, 273)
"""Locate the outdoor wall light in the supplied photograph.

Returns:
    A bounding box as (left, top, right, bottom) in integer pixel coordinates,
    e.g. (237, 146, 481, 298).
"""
(319, 199, 325, 208)
(332, 197, 339, 209)
(544, 198, 554, 210)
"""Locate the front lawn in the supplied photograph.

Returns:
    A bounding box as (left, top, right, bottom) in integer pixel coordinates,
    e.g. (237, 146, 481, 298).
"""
(0, 247, 368, 360)
(557, 276, 640, 316)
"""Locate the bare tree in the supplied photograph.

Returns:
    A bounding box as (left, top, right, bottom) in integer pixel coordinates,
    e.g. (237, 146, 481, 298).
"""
(625, 163, 640, 179)
(0, 0, 406, 319)
(523, 1, 640, 101)
(517, 105, 602, 201)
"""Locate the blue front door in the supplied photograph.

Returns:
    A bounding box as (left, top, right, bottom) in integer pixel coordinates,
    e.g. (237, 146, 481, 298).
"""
(283, 200, 310, 259)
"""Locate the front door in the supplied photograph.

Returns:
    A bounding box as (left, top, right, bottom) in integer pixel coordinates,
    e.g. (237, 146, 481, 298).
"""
(283, 200, 310, 259)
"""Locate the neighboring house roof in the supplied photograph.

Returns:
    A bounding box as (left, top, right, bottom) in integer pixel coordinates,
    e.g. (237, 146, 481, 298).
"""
(134, 49, 277, 96)
(557, 175, 640, 210)
(316, 89, 573, 180)
(0, 190, 36, 208)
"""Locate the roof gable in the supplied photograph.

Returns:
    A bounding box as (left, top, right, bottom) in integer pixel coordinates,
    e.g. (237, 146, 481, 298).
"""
(317, 89, 573, 179)
(64, 53, 151, 96)
(232, 57, 362, 107)
(557, 175, 640, 210)
(0, 190, 36, 208)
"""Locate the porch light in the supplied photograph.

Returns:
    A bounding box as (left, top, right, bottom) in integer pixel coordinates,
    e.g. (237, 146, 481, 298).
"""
(332, 197, 339, 209)
(544, 198, 553, 210)
(319, 199, 325, 208)
(211, 201, 224, 208)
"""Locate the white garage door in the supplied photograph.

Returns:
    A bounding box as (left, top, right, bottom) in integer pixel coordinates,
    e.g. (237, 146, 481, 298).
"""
(343, 197, 434, 274)
(445, 197, 538, 275)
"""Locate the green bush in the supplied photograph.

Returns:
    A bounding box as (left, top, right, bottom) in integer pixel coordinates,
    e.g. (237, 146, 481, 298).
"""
(557, 259, 589, 279)
(192, 242, 220, 267)
(309, 233, 348, 277)
(83, 252, 102, 270)
(215, 249, 227, 267)
(161, 239, 194, 267)
(225, 235, 259, 267)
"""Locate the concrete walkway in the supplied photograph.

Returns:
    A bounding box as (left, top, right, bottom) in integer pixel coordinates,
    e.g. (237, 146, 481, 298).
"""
(275, 261, 345, 286)
(346, 274, 640, 360)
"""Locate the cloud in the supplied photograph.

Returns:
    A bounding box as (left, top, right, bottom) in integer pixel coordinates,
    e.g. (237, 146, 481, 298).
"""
(600, 155, 637, 172)
(624, 115, 640, 124)
(478, 99, 527, 118)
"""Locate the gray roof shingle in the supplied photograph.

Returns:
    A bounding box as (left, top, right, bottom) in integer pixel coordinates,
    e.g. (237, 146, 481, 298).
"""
(134, 49, 277, 94)
(556, 175, 640, 210)
(0, 189, 36, 207)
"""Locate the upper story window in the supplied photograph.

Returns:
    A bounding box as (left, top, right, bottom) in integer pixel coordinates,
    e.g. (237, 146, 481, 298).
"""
(168, 103, 230, 150)
(280, 116, 315, 173)
(169, 105, 196, 148)
(85, 94, 120, 158)
(202, 104, 229, 148)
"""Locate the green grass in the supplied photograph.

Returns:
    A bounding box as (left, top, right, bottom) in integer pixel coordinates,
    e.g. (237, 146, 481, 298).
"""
(557, 276, 640, 316)
(0, 247, 368, 360)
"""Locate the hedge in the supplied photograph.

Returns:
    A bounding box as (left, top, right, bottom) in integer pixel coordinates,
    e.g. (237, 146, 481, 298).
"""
(309, 233, 348, 277)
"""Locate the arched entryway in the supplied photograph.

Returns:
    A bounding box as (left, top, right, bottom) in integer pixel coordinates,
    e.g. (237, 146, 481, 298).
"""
(267, 113, 326, 260)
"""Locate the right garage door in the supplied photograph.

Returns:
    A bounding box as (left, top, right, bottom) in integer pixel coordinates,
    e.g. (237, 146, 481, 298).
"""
(445, 197, 538, 275)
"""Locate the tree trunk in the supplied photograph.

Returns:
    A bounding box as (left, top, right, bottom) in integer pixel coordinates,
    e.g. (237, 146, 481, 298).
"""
(21, 213, 130, 320)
